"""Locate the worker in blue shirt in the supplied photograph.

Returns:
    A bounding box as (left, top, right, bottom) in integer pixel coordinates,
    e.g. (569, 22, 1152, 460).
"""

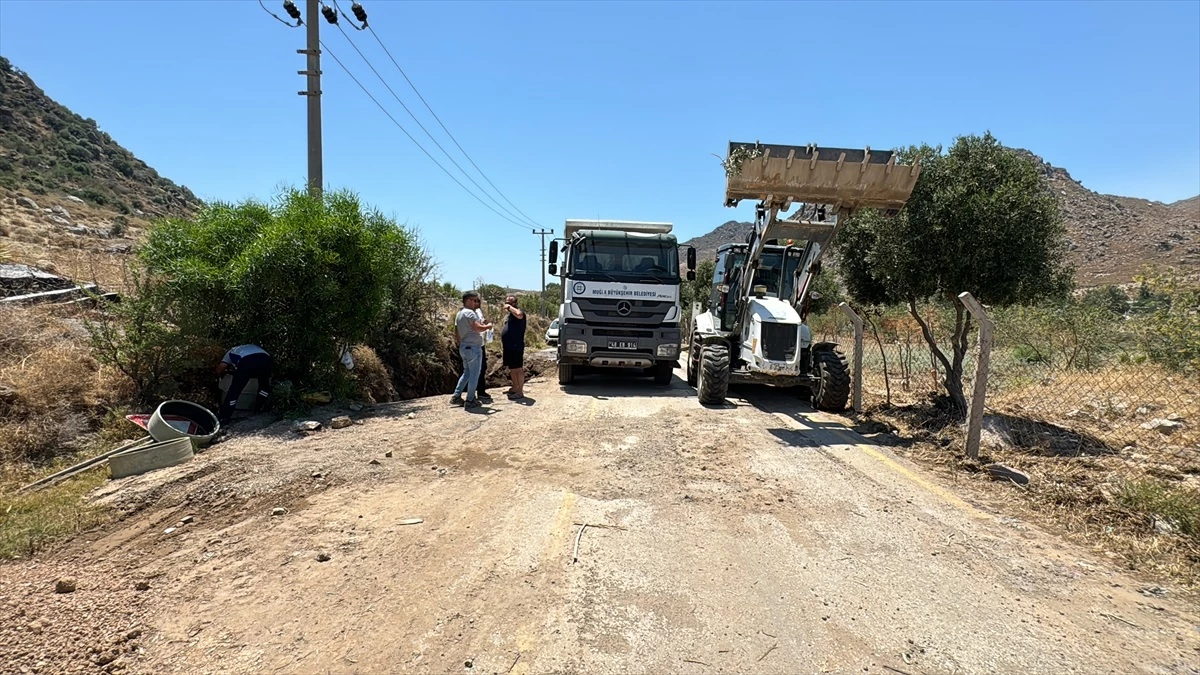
(215, 344, 272, 422)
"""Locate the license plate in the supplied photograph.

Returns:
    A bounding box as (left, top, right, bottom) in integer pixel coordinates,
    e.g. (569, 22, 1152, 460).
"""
(608, 340, 637, 350)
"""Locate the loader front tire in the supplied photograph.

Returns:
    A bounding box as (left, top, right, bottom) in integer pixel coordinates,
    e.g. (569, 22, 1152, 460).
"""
(697, 343, 730, 406)
(811, 345, 850, 412)
(558, 362, 575, 386)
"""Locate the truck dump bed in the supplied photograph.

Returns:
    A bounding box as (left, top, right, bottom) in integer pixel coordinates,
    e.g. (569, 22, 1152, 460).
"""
(564, 220, 673, 239)
(724, 142, 921, 211)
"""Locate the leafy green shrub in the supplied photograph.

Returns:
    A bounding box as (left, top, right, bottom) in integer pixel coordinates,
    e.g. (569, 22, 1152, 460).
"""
(1132, 269, 1200, 375)
(135, 188, 435, 395)
(79, 188, 108, 205)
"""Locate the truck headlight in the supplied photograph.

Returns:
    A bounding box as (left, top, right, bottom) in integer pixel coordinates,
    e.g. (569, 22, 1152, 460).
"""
(566, 340, 588, 354)
(656, 344, 678, 357)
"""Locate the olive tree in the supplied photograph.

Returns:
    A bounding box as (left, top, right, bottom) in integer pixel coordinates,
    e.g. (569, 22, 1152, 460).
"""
(836, 133, 1072, 413)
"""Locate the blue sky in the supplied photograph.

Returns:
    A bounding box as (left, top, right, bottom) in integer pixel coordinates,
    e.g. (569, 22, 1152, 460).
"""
(1, 0, 1198, 290)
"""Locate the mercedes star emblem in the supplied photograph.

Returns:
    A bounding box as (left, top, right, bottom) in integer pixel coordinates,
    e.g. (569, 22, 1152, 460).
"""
(616, 301, 633, 316)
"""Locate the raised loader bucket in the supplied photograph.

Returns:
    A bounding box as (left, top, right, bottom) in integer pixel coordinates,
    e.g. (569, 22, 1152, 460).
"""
(724, 142, 921, 212)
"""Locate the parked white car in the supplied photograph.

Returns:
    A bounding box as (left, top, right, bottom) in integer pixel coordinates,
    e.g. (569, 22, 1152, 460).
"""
(545, 318, 560, 346)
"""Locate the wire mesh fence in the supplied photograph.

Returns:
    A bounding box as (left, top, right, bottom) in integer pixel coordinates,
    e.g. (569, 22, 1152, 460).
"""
(813, 304, 1199, 468)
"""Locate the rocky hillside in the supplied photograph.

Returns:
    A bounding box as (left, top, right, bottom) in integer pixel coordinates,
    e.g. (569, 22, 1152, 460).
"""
(0, 56, 201, 285)
(685, 152, 1199, 287)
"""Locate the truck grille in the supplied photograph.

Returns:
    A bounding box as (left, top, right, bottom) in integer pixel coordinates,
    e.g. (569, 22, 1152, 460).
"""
(593, 328, 654, 338)
(761, 322, 797, 361)
(574, 299, 672, 325)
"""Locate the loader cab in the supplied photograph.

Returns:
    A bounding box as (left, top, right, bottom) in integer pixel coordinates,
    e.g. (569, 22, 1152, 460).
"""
(710, 243, 806, 331)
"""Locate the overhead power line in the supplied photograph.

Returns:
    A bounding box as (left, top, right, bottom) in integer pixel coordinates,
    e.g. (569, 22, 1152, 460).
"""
(329, 16, 541, 230)
(321, 41, 536, 231)
(335, 0, 545, 229)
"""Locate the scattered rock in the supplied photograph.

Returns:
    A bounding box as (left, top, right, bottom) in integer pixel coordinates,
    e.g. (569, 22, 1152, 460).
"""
(406, 412, 417, 420)
(54, 578, 77, 594)
(105, 243, 133, 254)
(330, 416, 353, 429)
(1139, 585, 1169, 598)
(134, 580, 150, 591)
(311, 471, 324, 479)
(1141, 418, 1184, 434)
(271, 507, 287, 517)
(1166, 412, 1184, 422)
(124, 628, 142, 641)
(1153, 517, 1178, 535)
(162, 526, 177, 535)
(50, 204, 70, 219)
(180, 515, 195, 524)
(316, 552, 331, 562)
(385, 451, 393, 458)
(984, 463, 1030, 486)
(50, 215, 72, 227)
(1135, 406, 1151, 416)
(292, 420, 321, 433)
(349, 403, 364, 412)
(28, 619, 44, 634)
(368, 459, 381, 466)
(94, 650, 117, 666)
(66, 195, 85, 203)
(16, 196, 38, 210)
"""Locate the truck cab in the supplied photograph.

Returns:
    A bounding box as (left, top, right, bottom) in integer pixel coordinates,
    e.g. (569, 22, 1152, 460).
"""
(549, 220, 695, 385)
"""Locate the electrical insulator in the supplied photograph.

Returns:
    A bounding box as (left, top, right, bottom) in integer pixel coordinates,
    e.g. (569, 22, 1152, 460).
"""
(282, 0, 302, 22)
(351, 1, 368, 24)
(321, 4, 338, 23)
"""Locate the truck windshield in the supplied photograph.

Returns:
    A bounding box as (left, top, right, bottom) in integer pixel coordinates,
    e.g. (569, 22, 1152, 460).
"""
(569, 240, 679, 281)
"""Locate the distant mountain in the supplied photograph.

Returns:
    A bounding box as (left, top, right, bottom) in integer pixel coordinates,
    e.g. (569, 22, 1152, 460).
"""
(684, 151, 1199, 286)
(0, 56, 201, 277)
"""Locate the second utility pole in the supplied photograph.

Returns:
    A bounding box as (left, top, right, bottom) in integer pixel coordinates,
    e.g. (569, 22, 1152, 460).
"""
(533, 228, 554, 293)
(300, 0, 322, 196)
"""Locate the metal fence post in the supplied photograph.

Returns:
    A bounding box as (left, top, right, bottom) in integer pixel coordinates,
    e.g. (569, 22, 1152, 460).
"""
(958, 291, 994, 461)
(837, 302, 864, 413)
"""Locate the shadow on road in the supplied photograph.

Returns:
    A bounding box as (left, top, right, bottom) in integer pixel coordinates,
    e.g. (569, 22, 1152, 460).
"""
(561, 369, 694, 399)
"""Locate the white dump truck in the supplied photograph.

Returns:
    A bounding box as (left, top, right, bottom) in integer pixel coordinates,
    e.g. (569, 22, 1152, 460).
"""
(548, 220, 696, 386)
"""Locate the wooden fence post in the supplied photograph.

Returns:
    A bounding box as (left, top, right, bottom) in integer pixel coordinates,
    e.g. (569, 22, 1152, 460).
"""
(837, 302, 864, 413)
(958, 291, 994, 461)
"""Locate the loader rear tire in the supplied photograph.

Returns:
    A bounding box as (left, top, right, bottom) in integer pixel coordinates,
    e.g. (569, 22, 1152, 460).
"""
(686, 335, 698, 387)
(697, 344, 729, 406)
(811, 345, 850, 412)
(558, 363, 575, 385)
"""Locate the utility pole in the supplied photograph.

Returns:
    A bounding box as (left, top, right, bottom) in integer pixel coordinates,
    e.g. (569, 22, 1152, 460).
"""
(299, 0, 322, 196)
(532, 228, 554, 294)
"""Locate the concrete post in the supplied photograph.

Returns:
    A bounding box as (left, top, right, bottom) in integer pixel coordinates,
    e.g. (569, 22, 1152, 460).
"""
(837, 302, 864, 413)
(958, 291, 994, 461)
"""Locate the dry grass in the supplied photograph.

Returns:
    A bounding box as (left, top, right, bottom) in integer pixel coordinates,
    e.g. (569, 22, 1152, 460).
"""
(0, 305, 125, 466)
(866, 396, 1200, 590)
(0, 460, 112, 560)
(351, 344, 396, 404)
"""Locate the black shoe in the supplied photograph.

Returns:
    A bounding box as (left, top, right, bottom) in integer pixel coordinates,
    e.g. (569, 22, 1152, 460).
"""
(478, 394, 493, 403)
(465, 399, 482, 409)
(450, 396, 465, 406)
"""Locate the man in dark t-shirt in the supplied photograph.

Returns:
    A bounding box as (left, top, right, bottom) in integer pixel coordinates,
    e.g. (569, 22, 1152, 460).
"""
(500, 294, 527, 399)
(215, 344, 272, 422)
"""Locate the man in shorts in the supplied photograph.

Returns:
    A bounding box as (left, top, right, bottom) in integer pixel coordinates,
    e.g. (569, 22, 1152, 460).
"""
(500, 294, 527, 399)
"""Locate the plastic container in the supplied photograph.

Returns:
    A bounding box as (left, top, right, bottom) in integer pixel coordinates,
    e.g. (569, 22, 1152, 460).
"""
(148, 400, 221, 450)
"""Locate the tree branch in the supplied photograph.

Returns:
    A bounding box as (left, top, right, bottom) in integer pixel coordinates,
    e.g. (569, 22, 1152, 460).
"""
(908, 296, 953, 378)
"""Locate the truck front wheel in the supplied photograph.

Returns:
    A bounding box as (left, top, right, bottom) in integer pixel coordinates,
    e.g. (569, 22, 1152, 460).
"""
(697, 343, 729, 405)
(558, 362, 575, 385)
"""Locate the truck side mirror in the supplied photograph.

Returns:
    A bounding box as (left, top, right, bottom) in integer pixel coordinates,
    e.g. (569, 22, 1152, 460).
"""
(686, 246, 696, 271)
(548, 263, 558, 276)
(687, 270, 695, 281)
(548, 241, 558, 265)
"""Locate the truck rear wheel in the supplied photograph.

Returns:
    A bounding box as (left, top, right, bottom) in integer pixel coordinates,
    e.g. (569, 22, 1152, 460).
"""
(811, 345, 850, 412)
(558, 362, 575, 385)
(686, 335, 698, 387)
(697, 343, 729, 405)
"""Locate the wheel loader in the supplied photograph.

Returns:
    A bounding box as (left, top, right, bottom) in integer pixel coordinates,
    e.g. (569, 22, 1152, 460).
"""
(687, 141, 922, 409)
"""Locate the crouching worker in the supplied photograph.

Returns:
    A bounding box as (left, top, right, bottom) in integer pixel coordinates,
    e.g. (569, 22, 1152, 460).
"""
(216, 344, 272, 422)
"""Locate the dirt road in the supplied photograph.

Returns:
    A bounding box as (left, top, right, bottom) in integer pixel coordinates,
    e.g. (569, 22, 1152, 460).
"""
(4, 363, 1199, 674)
